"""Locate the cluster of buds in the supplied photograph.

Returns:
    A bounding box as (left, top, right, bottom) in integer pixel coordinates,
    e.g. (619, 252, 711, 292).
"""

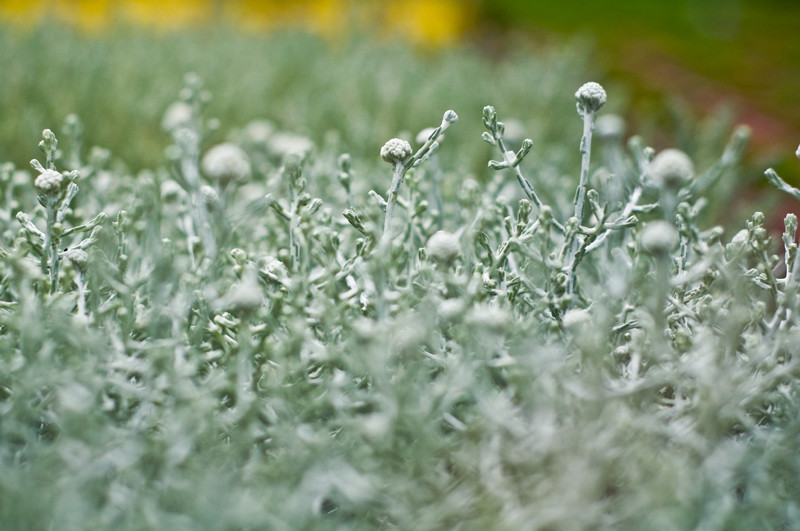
(34, 168, 64, 195)
(380, 138, 413, 166)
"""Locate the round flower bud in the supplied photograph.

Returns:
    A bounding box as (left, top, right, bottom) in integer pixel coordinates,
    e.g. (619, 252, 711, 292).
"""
(595, 114, 626, 140)
(201, 143, 251, 183)
(575, 82, 607, 113)
(380, 138, 413, 165)
(639, 221, 679, 256)
(243, 119, 275, 145)
(425, 230, 461, 263)
(34, 169, 63, 194)
(649, 148, 694, 189)
(416, 127, 437, 145)
(437, 298, 466, 322)
(161, 101, 193, 132)
(12, 169, 29, 187)
(268, 132, 314, 158)
(160, 179, 185, 202)
(466, 303, 510, 333)
(443, 110, 459, 124)
(562, 308, 592, 329)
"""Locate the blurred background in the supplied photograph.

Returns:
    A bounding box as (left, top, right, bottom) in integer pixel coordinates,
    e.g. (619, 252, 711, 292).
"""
(2, 0, 796, 141)
(1, 0, 798, 216)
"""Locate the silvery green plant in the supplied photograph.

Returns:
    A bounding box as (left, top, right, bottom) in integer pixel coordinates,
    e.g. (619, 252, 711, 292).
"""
(573, 81, 607, 223)
(2, 61, 800, 531)
(17, 129, 105, 295)
(482, 104, 557, 228)
(482, 83, 645, 313)
(378, 109, 458, 245)
(163, 73, 220, 266)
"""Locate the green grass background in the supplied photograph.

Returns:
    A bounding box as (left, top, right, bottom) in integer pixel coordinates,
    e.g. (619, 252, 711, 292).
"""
(484, 0, 800, 179)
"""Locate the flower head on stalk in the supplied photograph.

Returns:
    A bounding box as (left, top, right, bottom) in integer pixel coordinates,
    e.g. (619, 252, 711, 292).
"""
(575, 82, 607, 115)
(380, 138, 413, 166)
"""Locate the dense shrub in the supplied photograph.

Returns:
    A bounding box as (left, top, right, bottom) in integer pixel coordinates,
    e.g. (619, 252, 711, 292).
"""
(1, 26, 798, 531)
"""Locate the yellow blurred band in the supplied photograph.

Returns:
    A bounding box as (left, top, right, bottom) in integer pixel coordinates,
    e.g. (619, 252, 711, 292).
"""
(0, 0, 475, 46)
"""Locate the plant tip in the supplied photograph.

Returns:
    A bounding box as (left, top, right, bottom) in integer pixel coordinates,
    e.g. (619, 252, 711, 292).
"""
(639, 220, 679, 256)
(34, 169, 64, 194)
(649, 148, 694, 188)
(575, 82, 607, 113)
(595, 114, 626, 140)
(425, 230, 461, 263)
(201, 142, 251, 183)
(380, 138, 413, 165)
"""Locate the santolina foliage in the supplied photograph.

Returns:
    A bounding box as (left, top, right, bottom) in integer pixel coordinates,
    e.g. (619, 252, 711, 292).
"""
(0, 67, 799, 531)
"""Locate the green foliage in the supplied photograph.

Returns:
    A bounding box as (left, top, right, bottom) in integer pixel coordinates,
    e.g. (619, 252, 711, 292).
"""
(0, 23, 595, 174)
(1, 25, 799, 530)
(484, 0, 800, 145)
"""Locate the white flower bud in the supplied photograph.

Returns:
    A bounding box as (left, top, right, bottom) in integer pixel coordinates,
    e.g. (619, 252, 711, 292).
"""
(725, 228, 750, 258)
(243, 119, 275, 145)
(562, 308, 592, 329)
(595, 114, 626, 140)
(466, 303, 510, 333)
(34, 169, 63, 194)
(206, 118, 221, 132)
(639, 221, 679, 256)
(416, 127, 437, 145)
(443, 110, 458, 124)
(380, 138, 413, 165)
(649, 148, 694, 188)
(160, 179, 186, 202)
(12, 170, 30, 187)
(437, 298, 466, 322)
(796, 143, 800, 160)
(575, 82, 607, 113)
(161, 101, 193, 132)
(425, 230, 461, 262)
(201, 143, 251, 183)
(268, 132, 314, 158)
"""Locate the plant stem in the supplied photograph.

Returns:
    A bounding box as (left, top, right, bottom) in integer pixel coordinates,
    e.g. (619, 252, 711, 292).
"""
(493, 132, 564, 234)
(289, 191, 303, 273)
(75, 273, 87, 316)
(652, 255, 670, 334)
(180, 137, 217, 261)
(382, 163, 406, 244)
(584, 186, 642, 254)
(496, 137, 541, 210)
(44, 200, 59, 293)
(560, 109, 597, 304)
(574, 109, 596, 224)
